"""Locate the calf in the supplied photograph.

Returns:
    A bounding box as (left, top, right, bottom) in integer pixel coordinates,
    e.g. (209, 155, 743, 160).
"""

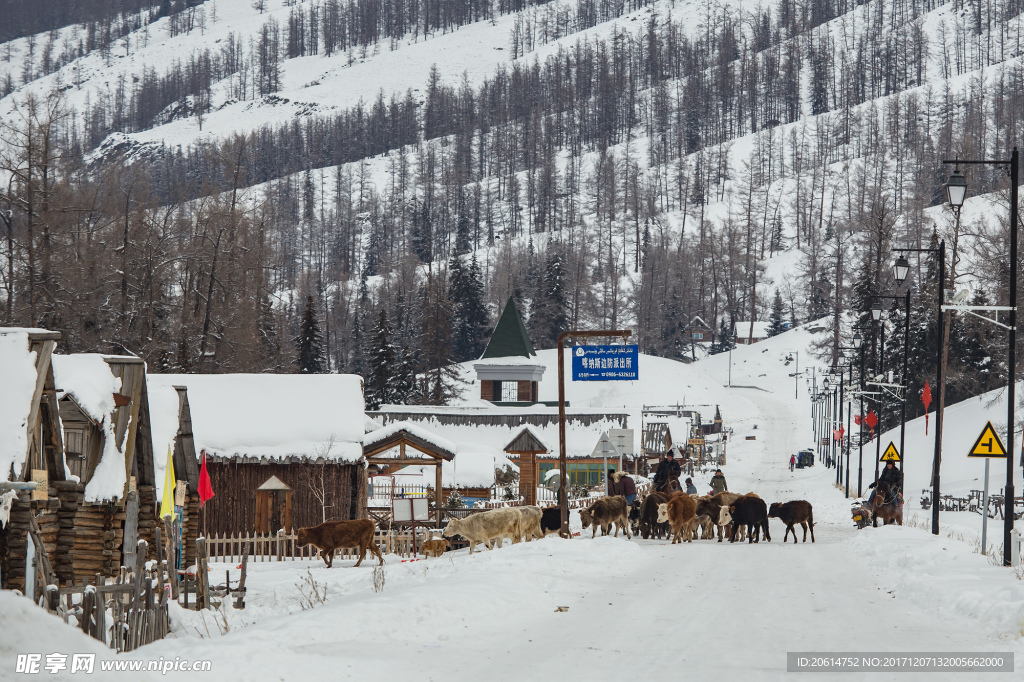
(656, 492, 697, 544)
(539, 507, 563, 536)
(296, 519, 384, 567)
(580, 496, 631, 538)
(518, 506, 544, 541)
(628, 498, 643, 536)
(768, 500, 815, 543)
(442, 508, 522, 554)
(639, 492, 672, 539)
(728, 495, 771, 543)
(420, 537, 450, 557)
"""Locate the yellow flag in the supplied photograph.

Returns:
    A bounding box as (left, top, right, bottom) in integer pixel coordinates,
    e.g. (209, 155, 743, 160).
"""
(160, 445, 176, 520)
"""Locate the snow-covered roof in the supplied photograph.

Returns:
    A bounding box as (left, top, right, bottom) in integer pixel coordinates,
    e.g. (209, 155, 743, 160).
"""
(147, 374, 365, 463)
(734, 321, 770, 339)
(0, 331, 40, 482)
(364, 415, 384, 432)
(504, 424, 552, 453)
(363, 421, 458, 459)
(50, 354, 127, 501)
(51, 354, 121, 425)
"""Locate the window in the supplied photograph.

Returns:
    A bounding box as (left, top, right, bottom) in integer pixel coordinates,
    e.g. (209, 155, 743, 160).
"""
(501, 381, 518, 402)
(691, 332, 704, 340)
(567, 462, 608, 486)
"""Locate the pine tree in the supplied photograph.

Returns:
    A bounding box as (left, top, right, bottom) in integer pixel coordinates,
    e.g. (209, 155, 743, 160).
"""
(531, 250, 568, 349)
(296, 294, 325, 373)
(365, 308, 396, 409)
(768, 289, 786, 337)
(258, 294, 282, 371)
(450, 254, 490, 362)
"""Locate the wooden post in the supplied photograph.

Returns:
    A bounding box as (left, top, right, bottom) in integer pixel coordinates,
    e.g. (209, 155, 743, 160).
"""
(435, 462, 443, 512)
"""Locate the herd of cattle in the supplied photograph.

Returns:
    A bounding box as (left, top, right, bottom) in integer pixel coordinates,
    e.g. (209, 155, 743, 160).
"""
(294, 491, 816, 566)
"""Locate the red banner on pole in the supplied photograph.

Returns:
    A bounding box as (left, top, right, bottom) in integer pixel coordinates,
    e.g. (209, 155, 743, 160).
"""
(921, 382, 932, 435)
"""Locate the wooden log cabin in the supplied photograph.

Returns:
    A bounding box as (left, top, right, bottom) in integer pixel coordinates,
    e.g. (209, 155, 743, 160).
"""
(0, 328, 65, 592)
(48, 354, 158, 584)
(147, 373, 367, 536)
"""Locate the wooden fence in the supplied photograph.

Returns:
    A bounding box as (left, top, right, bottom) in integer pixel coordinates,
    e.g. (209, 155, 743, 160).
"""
(204, 528, 429, 562)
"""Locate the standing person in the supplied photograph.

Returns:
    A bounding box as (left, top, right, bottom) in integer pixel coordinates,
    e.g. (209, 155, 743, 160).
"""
(710, 469, 728, 495)
(684, 477, 698, 495)
(614, 471, 638, 506)
(606, 469, 619, 496)
(789, 454, 796, 471)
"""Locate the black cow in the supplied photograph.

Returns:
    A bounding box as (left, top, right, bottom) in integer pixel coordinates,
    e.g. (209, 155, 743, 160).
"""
(639, 492, 671, 539)
(540, 507, 563, 536)
(728, 496, 771, 543)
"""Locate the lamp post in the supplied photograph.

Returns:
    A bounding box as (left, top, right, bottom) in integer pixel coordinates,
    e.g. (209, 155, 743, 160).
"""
(893, 241, 945, 536)
(869, 292, 912, 479)
(938, 149, 1019, 567)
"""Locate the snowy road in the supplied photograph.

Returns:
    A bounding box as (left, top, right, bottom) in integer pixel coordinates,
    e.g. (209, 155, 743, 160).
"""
(130, 386, 1018, 682)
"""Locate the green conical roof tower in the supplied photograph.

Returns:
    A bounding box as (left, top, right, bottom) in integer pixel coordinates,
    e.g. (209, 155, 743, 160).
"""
(480, 297, 536, 359)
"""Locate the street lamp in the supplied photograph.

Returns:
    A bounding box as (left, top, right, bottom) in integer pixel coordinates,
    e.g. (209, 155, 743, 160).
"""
(852, 333, 863, 349)
(893, 255, 911, 284)
(939, 148, 1019, 567)
(893, 239, 946, 537)
(945, 168, 967, 208)
(871, 302, 883, 321)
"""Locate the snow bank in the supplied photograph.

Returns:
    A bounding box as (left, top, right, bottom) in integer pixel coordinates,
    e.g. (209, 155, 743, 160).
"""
(51, 354, 127, 502)
(148, 374, 364, 463)
(0, 331, 38, 482)
(848, 525, 1024, 640)
(0, 592, 156, 681)
(392, 450, 516, 489)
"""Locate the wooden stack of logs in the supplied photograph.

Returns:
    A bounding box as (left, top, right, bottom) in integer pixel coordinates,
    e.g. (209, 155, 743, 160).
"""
(0, 491, 31, 591)
(54, 480, 83, 584)
(137, 484, 157, 559)
(52, 480, 126, 582)
(182, 492, 200, 567)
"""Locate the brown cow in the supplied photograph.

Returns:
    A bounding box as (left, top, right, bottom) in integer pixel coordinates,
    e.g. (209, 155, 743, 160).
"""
(296, 519, 384, 567)
(420, 537, 450, 557)
(696, 492, 744, 542)
(656, 492, 697, 544)
(768, 500, 815, 543)
(580, 496, 631, 538)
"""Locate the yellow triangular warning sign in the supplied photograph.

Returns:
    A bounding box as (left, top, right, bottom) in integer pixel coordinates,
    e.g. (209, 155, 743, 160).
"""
(968, 421, 1007, 458)
(881, 442, 900, 461)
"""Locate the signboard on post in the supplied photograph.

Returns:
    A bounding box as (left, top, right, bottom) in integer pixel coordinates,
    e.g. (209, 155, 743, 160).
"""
(881, 442, 901, 461)
(392, 497, 429, 522)
(572, 345, 639, 381)
(968, 422, 1007, 458)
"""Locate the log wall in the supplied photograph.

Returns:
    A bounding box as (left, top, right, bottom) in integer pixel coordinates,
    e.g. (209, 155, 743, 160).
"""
(202, 460, 365, 536)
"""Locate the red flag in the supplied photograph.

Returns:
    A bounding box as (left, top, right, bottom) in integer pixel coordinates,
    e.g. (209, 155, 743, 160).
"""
(921, 382, 932, 435)
(198, 449, 215, 508)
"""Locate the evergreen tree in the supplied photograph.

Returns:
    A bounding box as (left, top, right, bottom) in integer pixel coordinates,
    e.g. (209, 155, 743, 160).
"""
(258, 294, 282, 371)
(365, 308, 396, 409)
(449, 254, 490, 362)
(531, 249, 568, 349)
(768, 289, 786, 337)
(295, 294, 325, 373)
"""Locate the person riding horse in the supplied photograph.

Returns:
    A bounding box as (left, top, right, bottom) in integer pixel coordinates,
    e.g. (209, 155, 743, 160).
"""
(653, 451, 682, 493)
(867, 461, 903, 506)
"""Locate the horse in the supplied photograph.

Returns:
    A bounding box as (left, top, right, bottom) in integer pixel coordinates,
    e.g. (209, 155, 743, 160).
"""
(871, 481, 903, 527)
(653, 477, 681, 495)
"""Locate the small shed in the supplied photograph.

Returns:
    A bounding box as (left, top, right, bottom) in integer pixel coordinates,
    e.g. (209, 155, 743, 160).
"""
(734, 321, 769, 345)
(148, 373, 366, 536)
(504, 426, 550, 505)
(363, 421, 457, 512)
(254, 475, 293, 534)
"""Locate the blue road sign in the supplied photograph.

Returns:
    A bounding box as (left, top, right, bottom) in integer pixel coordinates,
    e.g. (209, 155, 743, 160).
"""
(571, 344, 639, 381)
